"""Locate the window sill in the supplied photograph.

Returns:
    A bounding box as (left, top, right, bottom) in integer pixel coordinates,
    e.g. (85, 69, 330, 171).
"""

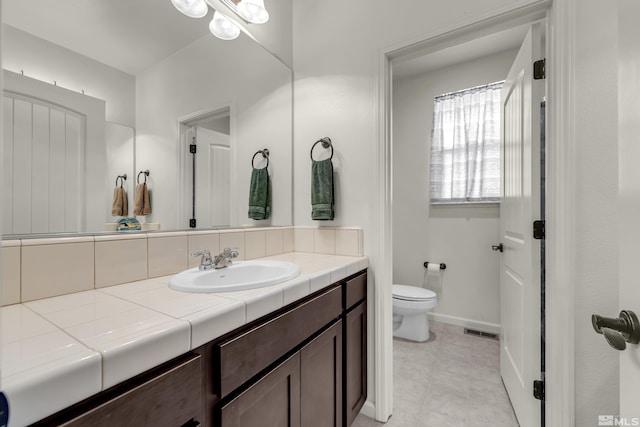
(430, 201, 500, 208)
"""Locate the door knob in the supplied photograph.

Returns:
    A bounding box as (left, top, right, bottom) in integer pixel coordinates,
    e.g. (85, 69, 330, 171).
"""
(492, 243, 504, 252)
(592, 310, 640, 351)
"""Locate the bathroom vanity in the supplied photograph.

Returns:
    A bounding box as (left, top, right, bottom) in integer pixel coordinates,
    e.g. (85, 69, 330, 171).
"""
(27, 270, 367, 427)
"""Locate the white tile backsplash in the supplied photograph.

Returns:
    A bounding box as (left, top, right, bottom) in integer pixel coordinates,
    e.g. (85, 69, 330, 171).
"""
(294, 228, 314, 252)
(245, 231, 266, 259)
(147, 234, 188, 278)
(314, 228, 336, 254)
(335, 228, 362, 256)
(21, 241, 95, 302)
(2, 226, 362, 302)
(265, 229, 284, 256)
(2, 242, 21, 306)
(95, 237, 148, 288)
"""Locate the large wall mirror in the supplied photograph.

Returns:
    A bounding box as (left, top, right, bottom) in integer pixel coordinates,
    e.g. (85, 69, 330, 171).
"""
(1, 0, 293, 237)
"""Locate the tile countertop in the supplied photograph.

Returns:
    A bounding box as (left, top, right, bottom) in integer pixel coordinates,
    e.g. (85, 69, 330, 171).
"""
(0, 252, 368, 427)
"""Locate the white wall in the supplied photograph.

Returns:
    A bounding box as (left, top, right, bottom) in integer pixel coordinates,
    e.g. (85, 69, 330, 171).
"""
(135, 32, 292, 230)
(571, 0, 620, 423)
(618, 0, 640, 416)
(392, 49, 517, 331)
(2, 25, 135, 127)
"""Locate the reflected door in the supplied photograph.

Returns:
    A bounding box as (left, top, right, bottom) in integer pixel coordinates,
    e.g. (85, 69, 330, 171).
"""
(2, 93, 85, 234)
(194, 126, 231, 227)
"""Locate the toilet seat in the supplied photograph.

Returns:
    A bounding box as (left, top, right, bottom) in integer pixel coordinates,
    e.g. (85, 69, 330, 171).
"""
(392, 284, 437, 301)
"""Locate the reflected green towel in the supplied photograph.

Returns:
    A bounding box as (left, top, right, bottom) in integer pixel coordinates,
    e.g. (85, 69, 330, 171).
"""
(248, 167, 271, 220)
(311, 159, 334, 220)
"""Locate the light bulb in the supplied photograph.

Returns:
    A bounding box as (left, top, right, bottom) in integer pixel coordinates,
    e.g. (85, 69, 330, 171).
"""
(171, 0, 208, 18)
(209, 11, 241, 40)
(237, 0, 269, 24)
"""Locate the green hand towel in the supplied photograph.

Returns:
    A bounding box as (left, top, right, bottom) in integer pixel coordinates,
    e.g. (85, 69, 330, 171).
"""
(248, 167, 271, 220)
(311, 159, 334, 220)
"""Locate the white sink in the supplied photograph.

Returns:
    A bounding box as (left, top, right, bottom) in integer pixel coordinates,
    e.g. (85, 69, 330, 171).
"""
(168, 260, 301, 293)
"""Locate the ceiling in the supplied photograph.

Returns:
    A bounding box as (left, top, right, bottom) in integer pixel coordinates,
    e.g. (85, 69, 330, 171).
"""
(393, 24, 530, 80)
(2, 0, 213, 75)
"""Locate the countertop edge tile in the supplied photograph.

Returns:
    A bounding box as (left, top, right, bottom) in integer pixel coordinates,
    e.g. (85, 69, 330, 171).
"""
(2, 351, 102, 427)
(99, 319, 191, 389)
(186, 301, 246, 348)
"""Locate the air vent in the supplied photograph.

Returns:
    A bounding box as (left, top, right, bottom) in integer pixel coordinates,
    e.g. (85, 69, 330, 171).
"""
(464, 328, 498, 340)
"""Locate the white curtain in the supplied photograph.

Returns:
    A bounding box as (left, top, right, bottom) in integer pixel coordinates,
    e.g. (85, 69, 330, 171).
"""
(429, 81, 503, 203)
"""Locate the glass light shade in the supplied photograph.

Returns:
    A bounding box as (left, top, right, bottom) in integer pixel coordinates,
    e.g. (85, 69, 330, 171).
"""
(237, 0, 269, 24)
(209, 11, 241, 40)
(171, 0, 208, 18)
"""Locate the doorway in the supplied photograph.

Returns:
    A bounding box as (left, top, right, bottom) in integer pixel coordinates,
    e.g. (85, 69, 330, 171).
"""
(380, 10, 548, 427)
(178, 107, 233, 229)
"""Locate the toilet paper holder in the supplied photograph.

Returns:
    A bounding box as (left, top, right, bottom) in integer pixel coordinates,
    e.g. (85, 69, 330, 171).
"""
(423, 261, 446, 270)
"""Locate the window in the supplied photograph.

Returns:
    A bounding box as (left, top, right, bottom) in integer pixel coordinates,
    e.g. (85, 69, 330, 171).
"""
(429, 81, 504, 203)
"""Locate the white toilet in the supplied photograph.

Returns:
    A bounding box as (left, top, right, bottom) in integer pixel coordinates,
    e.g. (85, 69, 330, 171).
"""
(392, 284, 438, 342)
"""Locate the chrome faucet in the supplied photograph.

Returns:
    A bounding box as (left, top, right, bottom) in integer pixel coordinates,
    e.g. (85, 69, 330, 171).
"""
(213, 248, 239, 269)
(192, 250, 214, 270)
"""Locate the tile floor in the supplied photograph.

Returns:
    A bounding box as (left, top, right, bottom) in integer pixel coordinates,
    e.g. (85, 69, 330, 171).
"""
(353, 321, 519, 427)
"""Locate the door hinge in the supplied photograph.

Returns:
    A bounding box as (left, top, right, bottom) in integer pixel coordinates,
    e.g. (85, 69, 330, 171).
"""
(533, 220, 545, 240)
(189, 218, 196, 228)
(533, 380, 545, 401)
(189, 144, 197, 154)
(534, 59, 546, 80)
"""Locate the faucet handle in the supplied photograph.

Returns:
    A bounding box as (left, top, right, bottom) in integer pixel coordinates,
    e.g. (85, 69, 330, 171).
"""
(192, 250, 211, 259)
(222, 248, 239, 258)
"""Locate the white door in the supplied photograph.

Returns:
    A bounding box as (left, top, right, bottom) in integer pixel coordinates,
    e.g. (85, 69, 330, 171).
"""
(499, 22, 544, 427)
(617, 0, 640, 418)
(194, 127, 231, 227)
(2, 93, 85, 234)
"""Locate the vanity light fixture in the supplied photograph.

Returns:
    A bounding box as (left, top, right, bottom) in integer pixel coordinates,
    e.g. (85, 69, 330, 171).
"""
(170, 0, 269, 40)
(170, 0, 208, 18)
(209, 11, 241, 40)
(237, 0, 269, 24)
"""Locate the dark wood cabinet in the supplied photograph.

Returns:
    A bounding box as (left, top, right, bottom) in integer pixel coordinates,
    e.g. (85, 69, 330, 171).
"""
(29, 269, 367, 427)
(219, 353, 301, 427)
(344, 302, 366, 426)
(215, 270, 367, 427)
(218, 319, 344, 427)
(31, 352, 203, 427)
(301, 321, 343, 427)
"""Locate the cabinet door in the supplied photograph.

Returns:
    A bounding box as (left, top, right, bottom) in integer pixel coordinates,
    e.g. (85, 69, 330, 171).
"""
(345, 302, 366, 426)
(59, 354, 202, 427)
(219, 353, 301, 427)
(301, 320, 343, 427)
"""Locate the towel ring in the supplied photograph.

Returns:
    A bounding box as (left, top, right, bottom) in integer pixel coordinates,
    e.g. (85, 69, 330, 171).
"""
(115, 174, 127, 187)
(310, 137, 333, 161)
(251, 149, 269, 169)
(137, 170, 150, 184)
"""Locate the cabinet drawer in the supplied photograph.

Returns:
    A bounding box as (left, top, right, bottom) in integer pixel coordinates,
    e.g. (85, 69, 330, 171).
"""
(59, 354, 202, 427)
(216, 285, 342, 398)
(344, 271, 366, 310)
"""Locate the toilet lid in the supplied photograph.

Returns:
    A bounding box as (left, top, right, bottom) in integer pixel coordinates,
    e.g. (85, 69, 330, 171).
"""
(392, 284, 437, 301)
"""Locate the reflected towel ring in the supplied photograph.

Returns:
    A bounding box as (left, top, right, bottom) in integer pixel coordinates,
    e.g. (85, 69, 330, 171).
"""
(251, 149, 270, 169)
(310, 137, 333, 161)
(115, 174, 127, 187)
(137, 170, 150, 184)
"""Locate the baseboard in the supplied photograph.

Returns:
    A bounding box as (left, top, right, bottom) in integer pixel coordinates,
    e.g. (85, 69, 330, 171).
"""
(359, 400, 377, 420)
(428, 312, 501, 335)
